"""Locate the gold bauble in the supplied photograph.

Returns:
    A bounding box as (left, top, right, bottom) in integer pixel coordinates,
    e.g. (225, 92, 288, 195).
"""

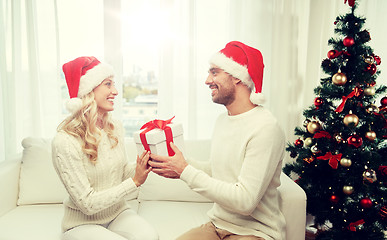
(332, 72, 348, 86)
(364, 86, 376, 96)
(364, 56, 374, 64)
(307, 121, 321, 134)
(340, 158, 352, 167)
(343, 185, 354, 195)
(343, 113, 359, 127)
(304, 137, 314, 147)
(365, 131, 376, 141)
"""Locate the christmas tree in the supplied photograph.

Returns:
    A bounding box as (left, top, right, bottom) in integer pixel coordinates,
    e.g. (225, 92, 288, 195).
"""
(283, 1, 387, 239)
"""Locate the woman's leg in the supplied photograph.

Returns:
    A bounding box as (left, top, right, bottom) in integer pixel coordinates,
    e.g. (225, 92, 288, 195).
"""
(62, 224, 127, 240)
(108, 209, 159, 240)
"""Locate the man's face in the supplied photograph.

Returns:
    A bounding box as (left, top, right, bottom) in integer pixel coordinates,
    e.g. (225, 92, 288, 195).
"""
(205, 65, 236, 106)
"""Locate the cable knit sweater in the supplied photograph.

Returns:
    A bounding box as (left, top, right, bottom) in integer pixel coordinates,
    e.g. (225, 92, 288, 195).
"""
(180, 106, 286, 240)
(51, 122, 138, 232)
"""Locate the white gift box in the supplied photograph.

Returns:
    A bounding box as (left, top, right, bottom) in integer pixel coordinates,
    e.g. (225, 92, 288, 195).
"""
(133, 122, 185, 156)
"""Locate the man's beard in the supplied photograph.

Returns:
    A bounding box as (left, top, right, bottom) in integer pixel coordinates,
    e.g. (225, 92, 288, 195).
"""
(212, 87, 236, 106)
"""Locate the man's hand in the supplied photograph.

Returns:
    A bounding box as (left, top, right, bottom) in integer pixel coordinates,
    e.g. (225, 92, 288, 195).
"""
(149, 142, 188, 179)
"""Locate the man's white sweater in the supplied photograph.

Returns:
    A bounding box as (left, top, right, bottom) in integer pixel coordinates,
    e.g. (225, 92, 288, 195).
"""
(180, 106, 286, 240)
(52, 123, 138, 232)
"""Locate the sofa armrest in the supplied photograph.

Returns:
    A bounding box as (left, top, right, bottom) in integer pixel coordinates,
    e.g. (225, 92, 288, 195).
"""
(0, 157, 21, 216)
(279, 172, 307, 240)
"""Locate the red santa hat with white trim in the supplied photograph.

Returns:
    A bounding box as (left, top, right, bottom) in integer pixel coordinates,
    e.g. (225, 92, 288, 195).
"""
(209, 41, 265, 105)
(62, 56, 115, 113)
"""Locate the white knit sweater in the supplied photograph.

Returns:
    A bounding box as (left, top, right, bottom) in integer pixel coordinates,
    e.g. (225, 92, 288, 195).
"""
(181, 106, 286, 240)
(52, 122, 138, 232)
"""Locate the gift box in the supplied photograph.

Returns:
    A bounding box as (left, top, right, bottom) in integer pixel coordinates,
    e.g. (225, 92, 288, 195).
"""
(133, 117, 185, 157)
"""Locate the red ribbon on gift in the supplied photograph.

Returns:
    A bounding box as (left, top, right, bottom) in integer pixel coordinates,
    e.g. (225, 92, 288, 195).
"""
(335, 87, 362, 113)
(139, 116, 175, 156)
(348, 219, 364, 232)
(317, 152, 342, 169)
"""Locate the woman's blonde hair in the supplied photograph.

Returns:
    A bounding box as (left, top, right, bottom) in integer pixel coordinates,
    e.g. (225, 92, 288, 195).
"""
(58, 91, 118, 163)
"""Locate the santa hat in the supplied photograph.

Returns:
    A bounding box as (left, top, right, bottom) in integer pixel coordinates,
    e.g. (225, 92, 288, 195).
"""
(62, 56, 115, 113)
(209, 41, 265, 105)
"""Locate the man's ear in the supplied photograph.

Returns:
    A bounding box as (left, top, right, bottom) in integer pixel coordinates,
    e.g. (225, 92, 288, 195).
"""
(232, 76, 241, 85)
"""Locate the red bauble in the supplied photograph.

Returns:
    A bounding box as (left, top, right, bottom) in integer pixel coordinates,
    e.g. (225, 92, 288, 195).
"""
(327, 50, 338, 59)
(360, 198, 373, 208)
(330, 195, 340, 204)
(366, 64, 377, 75)
(314, 97, 324, 108)
(381, 97, 387, 106)
(374, 55, 382, 65)
(294, 139, 303, 148)
(347, 134, 363, 148)
(343, 36, 355, 47)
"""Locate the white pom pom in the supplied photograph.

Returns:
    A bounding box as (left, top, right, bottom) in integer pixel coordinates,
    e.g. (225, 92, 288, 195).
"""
(66, 98, 83, 113)
(250, 92, 266, 105)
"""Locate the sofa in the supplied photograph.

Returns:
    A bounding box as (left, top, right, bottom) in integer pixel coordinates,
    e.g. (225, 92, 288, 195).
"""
(0, 137, 307, 240)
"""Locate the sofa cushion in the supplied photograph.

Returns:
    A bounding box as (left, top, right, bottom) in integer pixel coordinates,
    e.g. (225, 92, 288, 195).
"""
(17, 137, 68, 205)
(0, 200, 139, 240)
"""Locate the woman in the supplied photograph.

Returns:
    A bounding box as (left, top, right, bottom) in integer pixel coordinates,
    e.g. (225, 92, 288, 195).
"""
(52, 56, 158, 240)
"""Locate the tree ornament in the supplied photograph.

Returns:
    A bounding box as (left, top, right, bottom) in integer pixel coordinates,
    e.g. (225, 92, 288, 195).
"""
(310, 144, 321, 155)
(363, 86, 375, 96)
(348, 219, 365, 232)
(365, 64, 377, 75)
(366, 104, 379, 114)
(358, 30, 371, 43)
(314, 97, 324, 108)
(343, 111, 359, 127)
(334, 133, 343, 143)
(330, 195, 340, 204)
(365, 131, 376, 141)
(379, 206, 387, 220)
(327, 50, 339, 59)
(364, 56, 374, 64)
(303, 156, 314, 164)
(343, 185, 354, 195)
(373, 54, 381, 65)
(363, 169, 377, 183)
(340, 157, 352, 167)
(343, 36, 355, 47)
(381, 97, 387, 106)
(347, 134, 363, 148)
(294, 139, 304, 148)
(307, 121, 321, 134)
(360, 198, 373, 208)
(332, 72, 347, 86)
(303, 119, 311, 128)
(304, 137, 314, 147)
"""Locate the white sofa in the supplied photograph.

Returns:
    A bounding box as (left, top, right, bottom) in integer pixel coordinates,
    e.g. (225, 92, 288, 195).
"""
(0, 137, 306, 240)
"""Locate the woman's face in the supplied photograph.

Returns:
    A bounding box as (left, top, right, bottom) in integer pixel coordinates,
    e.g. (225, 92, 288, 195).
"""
(93, 78, 118, 114)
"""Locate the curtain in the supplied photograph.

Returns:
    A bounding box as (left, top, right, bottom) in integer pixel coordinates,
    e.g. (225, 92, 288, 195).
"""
(1, 0, 387, 163)
(0, 0, 61, 162)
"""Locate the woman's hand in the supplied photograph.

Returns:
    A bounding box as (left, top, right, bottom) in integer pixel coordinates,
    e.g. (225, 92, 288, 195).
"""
(132, 151, 152, 187)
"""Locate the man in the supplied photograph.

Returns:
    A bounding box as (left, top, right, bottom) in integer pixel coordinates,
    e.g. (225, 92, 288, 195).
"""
(149, 41, 286, 240)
